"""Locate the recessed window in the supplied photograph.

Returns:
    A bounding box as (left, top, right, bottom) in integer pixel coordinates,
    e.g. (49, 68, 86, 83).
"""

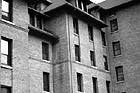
(77, 0, 87, 12)
(116, 66, 124, 82)
(42, 42, 49, 61)
(77, 73, 83, 92)
(1, 85, 12, 93)
(1, 37, 12, 66)
(110, 19, 118, 32)
(90, 51, 96, 66)
(2, 0, 12, 22)
(112, 41, 121, 56)
(73, 17, 79, 35)
(43, 72, 50, 92)
(92, 77, 98, 93)
(104, 55, 109, 71)
(106, 81, 110, 93)
(88, 25, 93, 41)
(75, 45, 80, 62)
(36, 16, 42, 29)
(101, 31, 106, 46)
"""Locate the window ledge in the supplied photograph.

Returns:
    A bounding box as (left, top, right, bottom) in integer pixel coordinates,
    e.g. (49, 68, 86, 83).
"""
(74, 33, 79, 37)
(2, 19, 15, 25)
(1, 64, 12, 69)
(43, 91, 50, 93)
(105, 70, 110, 72)
(42, 59, 50, 63)
(116, 81, 124, 84)
(102, 45, 106, 48)
(89, 40, 94, 43)
(110, 30, 119, 34)
(91, 66, 97, 69)
(113, 55, 121, 58)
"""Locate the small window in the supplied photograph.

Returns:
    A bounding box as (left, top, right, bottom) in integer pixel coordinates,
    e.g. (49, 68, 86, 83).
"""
(101, 31, 106, 46)
(110, 19, 118, 32)
(88, 25, 93, 41)
(2, 0, 12, 22)
(112, 41, 121, 56)
(1, 85, 12, 93)
(43, 72, 50, 92)
(77, 73, 83, 92)
(29, 13, 35, 26)
(42, 42, 49, 61)
(104, 55, 109, 71)
(36, 16, 42, 29)
(75, 45, 80, 62)
(92, 77, 98, 93)
(77, 0, 87, 12)
(73, 17, 79, 35)
(106, 81, 110, 93)
(1, 37, 12, 66)
(116, 66, 124, 82)
(90, 51, 96, 66)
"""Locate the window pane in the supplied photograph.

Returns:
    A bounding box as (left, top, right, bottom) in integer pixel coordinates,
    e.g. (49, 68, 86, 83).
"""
(93, 77, 98, 93)
(42, 42, 49, 60)
(75, 45, 80, 61)
(116, 66, 124, 81)
(110, 19, 118, 32)
(90, 51, 96, 66)
(1, 39, 8, 54)
(88, 25, 93, 41)
(1, 54, 8, 64)
(43, 72, 50, 92)
(77, 73, 83, 92)
(73, 18, 79, 34)
(2, 0, 9, 12)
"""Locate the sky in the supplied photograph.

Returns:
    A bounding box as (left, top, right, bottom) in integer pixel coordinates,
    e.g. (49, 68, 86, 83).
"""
(90, 0, 106, 4)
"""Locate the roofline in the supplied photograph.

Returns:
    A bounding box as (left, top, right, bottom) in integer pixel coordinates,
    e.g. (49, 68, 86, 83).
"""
(43, 2, 107, 28)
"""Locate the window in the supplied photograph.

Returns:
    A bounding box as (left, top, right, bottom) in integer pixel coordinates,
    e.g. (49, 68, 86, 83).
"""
(73, 17, 79, 35)
(2, 0, 12, 21)
(110, 19, 118, 32)
(36, 16, 42, 29)
(1, 85, 11, 93)
(42, 42, 49, 61)
(104, 56, 109, 71)
(90, 51, 96, 66)
(92, 77, 98, 93)
(77, 0, 87, 12)
(112, 41, 121, 56)
(106, 81, 110, 93)
(75, 45, 80, 62)
(77, 73, 83, 92)
(1, 37, 12, 66)
(116, 66, 124, 82)
(101, 31, 106, 46)
(29, 13, 35, 26)
(88, 25, 93, 41)
(43, 72, 50, 92)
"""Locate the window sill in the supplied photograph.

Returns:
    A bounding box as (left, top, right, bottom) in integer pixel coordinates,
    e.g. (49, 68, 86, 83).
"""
(105, 70, 110, 72)
(116, 81, 124, 84)
(1, 64, 12, 69)
(74, 33, 79, 37)
(42, 59, 50, 63)
(89, 40, 94, 43)
(102, 45, 106, 48)
(113, 55, 121, 58)
(43, 91, 50, 93)
(91, 66, 97, 69)
(110, 30, 119, 34)
(2, 19, 14, 25)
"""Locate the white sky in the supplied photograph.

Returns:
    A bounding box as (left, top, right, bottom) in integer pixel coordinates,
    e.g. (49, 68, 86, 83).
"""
(90, 0, 106, 4)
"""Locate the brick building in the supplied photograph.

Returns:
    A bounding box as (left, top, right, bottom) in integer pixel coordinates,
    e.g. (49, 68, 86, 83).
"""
(0, 0, 140, 93)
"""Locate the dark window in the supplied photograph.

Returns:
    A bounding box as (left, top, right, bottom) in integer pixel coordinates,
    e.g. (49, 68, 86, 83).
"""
(43, 72, 50, 92)
(77, 73, 83, 92)
(110, 19, 118, 32)
(116, 66, 124, 82)
(73, 17, 79, 34)
(112, 41, 121, 56)
(37, 16, 42, 29)
(104, 56, 109, 71)
(2, 0, 12, 22)
(101, 31, 106, 46)
(42, 42, 49, 61)
(88, 25, 93, 41)
(106, 81, 110, 93)
(75, 45, 80, 62)
(1, 37, 12, 66)
(77, 0, 87, 12)
(29, 13, 35, 26)
(90, 51, 96, 66)
(93, 77, 98, 93)
(1, 85, 11, 93)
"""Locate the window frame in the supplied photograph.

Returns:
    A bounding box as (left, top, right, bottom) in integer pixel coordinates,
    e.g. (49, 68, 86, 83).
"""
(115, 66, 124, 82)
(43, 72, 50, 92)
(104, 55, 109, 71)
(2, 0, 12, 22)
(110, 19, 118, 32)
(88, 25, 93, 41)
(1, 85, 12, 93)
(101, 31, 106, 46)
(1, 37, 12, 66)
(73, 17, 79, 35)
(112, 41, 121, 56)
(106, 81, 110, 93)
(92, 77, 98, 93)
(90, 51, 96, 67)
(76, 0, 87, 12)
(77, 73, 83, 92)
(75, 45, 80, 62)
(42, 42, 49, 61)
